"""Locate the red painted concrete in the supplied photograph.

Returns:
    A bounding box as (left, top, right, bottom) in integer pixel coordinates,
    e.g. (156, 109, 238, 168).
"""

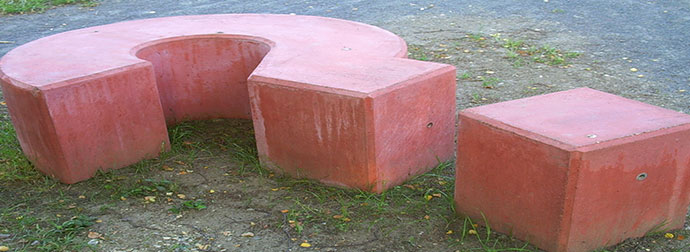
(455, 87, 690, 252)
(0, 14, 456, 191)
(135, 37, 271, 123)
(249, 55, 456, 191)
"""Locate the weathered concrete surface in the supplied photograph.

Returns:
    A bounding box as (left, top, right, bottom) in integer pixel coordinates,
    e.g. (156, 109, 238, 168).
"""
(0, 14, 456, 191)
(455, 87, 690, 252)
(250, 55, 456, 192)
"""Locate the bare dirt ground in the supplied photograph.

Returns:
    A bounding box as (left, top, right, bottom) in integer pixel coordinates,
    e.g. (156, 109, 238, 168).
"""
(1, 6, 690, 252)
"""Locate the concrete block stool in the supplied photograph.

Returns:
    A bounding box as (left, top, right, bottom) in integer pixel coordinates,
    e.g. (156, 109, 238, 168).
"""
(455, 88, 690, 251)
(0, 14, 456, 192)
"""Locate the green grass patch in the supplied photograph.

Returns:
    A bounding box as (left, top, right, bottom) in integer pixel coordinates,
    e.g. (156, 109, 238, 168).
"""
(169, 199, 207, 214)
(491, 36, 582, 66)
(0, 117, 41, 182)
(480, 77, 501, 89)
(0, 208, 96, 251)
(0, 0, 98, 15)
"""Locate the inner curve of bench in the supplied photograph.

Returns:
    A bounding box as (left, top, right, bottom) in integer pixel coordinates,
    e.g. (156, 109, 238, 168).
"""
(134, 35, 271, 124)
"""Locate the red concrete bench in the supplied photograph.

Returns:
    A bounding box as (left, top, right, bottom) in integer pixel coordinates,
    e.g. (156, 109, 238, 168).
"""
(0, 14, 456, 192)
(455, 88, 690, 251)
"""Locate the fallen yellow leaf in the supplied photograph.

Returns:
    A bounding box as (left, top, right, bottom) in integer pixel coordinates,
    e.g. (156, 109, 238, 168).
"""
(664, 233, 674, 239)
(468, 229, 478, 235)
(446, 230, 453, 234)
(0, 246, 9, 252)
(87, 231, 103, 239)
(280, 209, 289, 213)
(424, 195, 433, 201)
(144, 196, 156, 202)
(300, 242, 311, 248)
(0, 101, 5, 106)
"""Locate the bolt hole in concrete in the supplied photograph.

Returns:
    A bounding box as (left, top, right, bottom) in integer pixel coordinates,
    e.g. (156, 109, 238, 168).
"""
(636, 172, 648, 181)
(427, 122, 434, 128)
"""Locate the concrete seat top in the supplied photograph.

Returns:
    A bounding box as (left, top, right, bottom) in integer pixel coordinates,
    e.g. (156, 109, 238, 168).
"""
(462, 88, 690, 149)
(0, 14, 432, 94)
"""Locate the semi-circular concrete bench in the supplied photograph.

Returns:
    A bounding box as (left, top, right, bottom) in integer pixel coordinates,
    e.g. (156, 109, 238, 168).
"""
(0, 14, 456, 192)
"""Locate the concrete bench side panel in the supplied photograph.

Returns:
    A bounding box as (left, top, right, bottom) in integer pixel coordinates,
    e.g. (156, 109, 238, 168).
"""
(565, 127, 690, 251)
(44, 63, 170, 183)
(248, 79, 374, 190)
(1, 63, 169, 183)
(0, 77, 69, 180)
(455, 112, 572, 252)
(372, 66, 457, 190)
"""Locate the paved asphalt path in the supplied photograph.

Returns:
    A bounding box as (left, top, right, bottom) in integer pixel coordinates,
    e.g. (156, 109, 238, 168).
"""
(0, 0, 688, 94)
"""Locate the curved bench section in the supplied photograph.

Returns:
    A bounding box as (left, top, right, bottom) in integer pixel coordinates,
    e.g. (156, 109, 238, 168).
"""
(0, 14, 456, 192)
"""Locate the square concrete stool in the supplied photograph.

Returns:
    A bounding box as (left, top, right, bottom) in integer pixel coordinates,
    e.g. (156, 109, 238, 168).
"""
(455, 87, 690, 252)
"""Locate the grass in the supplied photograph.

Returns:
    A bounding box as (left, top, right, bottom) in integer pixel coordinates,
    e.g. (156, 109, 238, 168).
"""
(454, 215, 532, 252)
(0, 116, 40, 182)
(169, 199, 207, 214)
(1, 209, 97, 251)
(489, 35, 582, 66)
(0, 0, 97, 15)
(480, 77, 501, 89)
(407, 45, 434, 61)
(467, 33, 486, 42)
